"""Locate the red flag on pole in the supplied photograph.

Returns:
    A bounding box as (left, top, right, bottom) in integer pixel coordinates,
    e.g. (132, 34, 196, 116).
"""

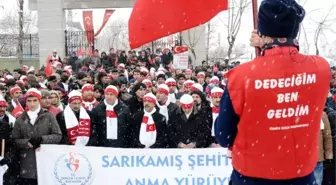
(95, 10, 115, 37)
(83, 11, 94, 51)
(128, 0, 228, 49)
(44, 55, 54, 77)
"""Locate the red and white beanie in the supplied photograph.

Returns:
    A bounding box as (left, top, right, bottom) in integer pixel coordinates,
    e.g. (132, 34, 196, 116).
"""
(16, 80, 25, 86)
(140, 67, 149, 74)
(156, 71, 165, 76)
(183, 80, 194, 88)
(81, 84, 94, 93)
(197, 72, 205, 78)
(185, 69, 192, 75)
(21, 65, 29, 72)
(0, 78, 5, 86)
(165, 78, 176, 87)
(118, 63, 126, 70)
(20, 75, 28, 81)
(143, 93, 156, 104)
(211, 87, 224, 98)
(191, 83, 203, 92)
(142, 79, 153, 88)
(10, 87, 21, 95)
(210, 76, 220, 85)
(157, 84, 169, 96)
(0, 95, 7, 107)
(180, 94, 194, 109)
(25, 88, 42, 100)
(104, 85, 118, 97)
(68, 90, 82, 103)
(5, 75, 14, 82)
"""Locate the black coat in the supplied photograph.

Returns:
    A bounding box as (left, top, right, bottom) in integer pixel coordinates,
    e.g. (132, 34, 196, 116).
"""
(91, 101, 132, 148)
(130, 110, 168, 148)
(170, 108, 212, 148)
(56, 110, 95, 146)
(156, 102, 179, 148)
(126, 96, 144, 116)
(0, 115, 19, 177)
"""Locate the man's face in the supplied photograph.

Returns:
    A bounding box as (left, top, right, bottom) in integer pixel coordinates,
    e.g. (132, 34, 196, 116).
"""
(0, 106, 6, 117)
(178, 78, 185, 85)
(82, 90, 93, 100)
(110, 49, 115, 54)
(133, 72, 140, 81)
(198, 77, 204, 84)
(26, 97, 40, 111)
(211, 96, 221, 107)
(41, 96, 52, 109)
(37, 76, 45, 83)
(144, 101, 155, 112)
(13, 90, 22, 99)
(112, 73, 118, 80)
(182, 107, 192, 114)
(167, 85, 176, 93)
(50, 94, 58, 105)
(79, 78, 87, 85)
(94, 90, 102, 99)
(156, 92, 166, 103)
(0, 88, 7, 96)
(136, 88, 146, 100)
(120, 84, 127, 93)
(70, 100, 81, 112)
(105, 92, 117, 105)
(192, 94, 201, 105)
(53, 52, 57, 56)
(157, 78, 165, 85)
(146, 87, 152, 94)
(185, 74, 191, 79)
(13, 72, 19, 79)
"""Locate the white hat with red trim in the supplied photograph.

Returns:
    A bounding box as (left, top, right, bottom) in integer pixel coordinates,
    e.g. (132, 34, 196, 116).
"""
(211, 87, 224, 98)
(180, 94, 194, 109)
(142, 79, 152, 87)
(25, 88, 42, 100)
(20, 75, 28, 81)
(157, 84, 169, 95)
(0, 95, 7, 107)
(68, 90, 82, 103)
(197, 72, 205, 78)
(183, 80, 194, 87)
(165, 78, 176, 86)
(210, 76, 220, 84)
(191, 83, 203, 92)
(10, 86, 21, 95)
(104, 85, 118, 97)
(81, 84, 94, 93)
(143, 93, 156, 104)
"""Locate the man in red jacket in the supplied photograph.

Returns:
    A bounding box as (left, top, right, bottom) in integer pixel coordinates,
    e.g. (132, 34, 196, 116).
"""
(215, 0, 331, 184)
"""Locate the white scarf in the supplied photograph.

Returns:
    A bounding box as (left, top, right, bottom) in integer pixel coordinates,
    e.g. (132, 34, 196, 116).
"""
(139, 108, 157, 148)
(168, 93, 176, 103)
(211, 103, 219, 136)
(62, 82, 69, 92)
(82, 99, 98, 111)
(64, 105, 91, 146)
(320, 119, 324, 130)
(27, 105, 41, 125)
(156, 98, 170, 124)
(5, 112, 16, 126)
(105, 99, 118, 140)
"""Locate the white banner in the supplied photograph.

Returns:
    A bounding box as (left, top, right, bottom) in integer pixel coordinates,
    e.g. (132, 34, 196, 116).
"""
(173, 46, 189, 69)
(36, 145, 232, 185)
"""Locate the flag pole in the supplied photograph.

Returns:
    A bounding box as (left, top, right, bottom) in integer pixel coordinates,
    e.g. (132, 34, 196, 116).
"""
(252, 0, 260, 57)
(1, 139, 4, 158)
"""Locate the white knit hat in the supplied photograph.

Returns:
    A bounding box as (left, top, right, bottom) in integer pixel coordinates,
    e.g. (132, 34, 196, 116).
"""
(180, 94, 194, 109)
(25, 88, 42, 100)
(165, 78, 176, 86)
(81, 84, 94, 93)
(143, 93, 156, 104)
(157, 84, 169, 95)
(142, 79, 152, 87)
(197, 72, 205, 78)
(210, 76, 220, 84)
(104, 85, 119, 97)
(183, 80, 194, 87)
(68, 90, 82, 103)
(211, 87, 224, 98)
(191, 83, 203, 92)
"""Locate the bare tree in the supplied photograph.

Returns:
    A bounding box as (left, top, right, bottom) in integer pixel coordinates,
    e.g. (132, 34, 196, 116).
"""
(311, 4, 336, 55)
(219, 0, 250, 62)
(205, 21, 218, 61)
(102, 19, 128, 50)
(18, 0, 24, 64)
(181, 26, 205, 62)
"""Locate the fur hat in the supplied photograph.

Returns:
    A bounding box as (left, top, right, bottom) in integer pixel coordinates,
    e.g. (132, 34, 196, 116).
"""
(258, 0, 305, 38)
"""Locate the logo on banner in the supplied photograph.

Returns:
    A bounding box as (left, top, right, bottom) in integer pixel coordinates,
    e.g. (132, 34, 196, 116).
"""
(54, 152, 93, 185)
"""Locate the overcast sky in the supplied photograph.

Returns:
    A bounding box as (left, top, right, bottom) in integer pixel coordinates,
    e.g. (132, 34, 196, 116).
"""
(0, 0, 335, 56)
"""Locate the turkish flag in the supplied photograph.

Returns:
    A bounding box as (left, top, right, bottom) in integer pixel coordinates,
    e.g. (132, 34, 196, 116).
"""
(12, 104, 24, 118)
(83, 11, 94, 48)
(128, 0, 228, 49)
(146, 124, 156, 132)
(173, 46, 188, 54)
(95, 10, 115, 37)
(44, 55, 54, 77)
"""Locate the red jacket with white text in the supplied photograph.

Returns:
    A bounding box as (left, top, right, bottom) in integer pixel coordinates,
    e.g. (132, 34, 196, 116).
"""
(227, 46, 330, 180)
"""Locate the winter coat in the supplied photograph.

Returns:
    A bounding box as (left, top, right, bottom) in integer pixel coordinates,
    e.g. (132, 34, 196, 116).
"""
(156, 102, 179, 148)
(170, 108, 212, 148)
(11, 109, 62, 179)
(126, 96, 144, 116)
(0, 115, 19, 179)
(101, 57, 112, 69)
(130, 111, 168, 148)
(319, 112, 333, 161)
(56, 110, 94, 146)
(91, 101, 132, 148)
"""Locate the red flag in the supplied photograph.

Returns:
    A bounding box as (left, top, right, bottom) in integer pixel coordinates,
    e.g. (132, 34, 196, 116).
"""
(95, 10, 115, 37)
(83, 11, 94, 49)
(12, 104, 24, 118)
(44, 55, 54, 77)
(128, 0, 228, 49)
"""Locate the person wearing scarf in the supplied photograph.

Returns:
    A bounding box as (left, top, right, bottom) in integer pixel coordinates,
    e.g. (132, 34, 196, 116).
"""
(12, 88, 62, 184)
(130, 93, 168, 148)
(50, 90, 64, 111)
(81, 84, 99, 111)
(209, 87, 223, 148)
(8, 86, 23, 115)
(91, 85, 131, 148)
(56, 90, 91, 146)
(165, 78, 177, 103)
